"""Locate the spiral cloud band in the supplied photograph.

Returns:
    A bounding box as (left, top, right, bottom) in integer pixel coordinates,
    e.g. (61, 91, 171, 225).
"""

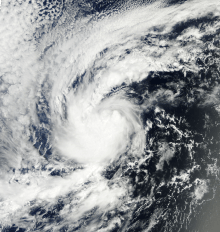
(1, 0, 220, 231)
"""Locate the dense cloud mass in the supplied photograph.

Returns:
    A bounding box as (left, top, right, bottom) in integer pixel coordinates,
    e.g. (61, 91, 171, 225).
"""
(1, 0, 220, 231)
